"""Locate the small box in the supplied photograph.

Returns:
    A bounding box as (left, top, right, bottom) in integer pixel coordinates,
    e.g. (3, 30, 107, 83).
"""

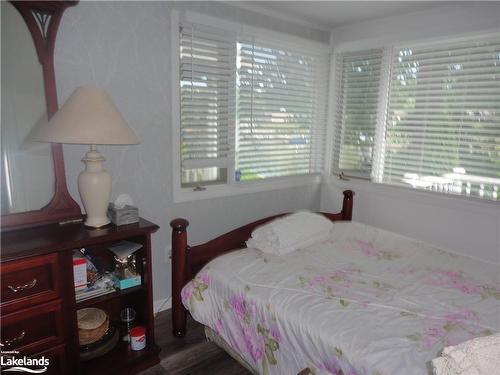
(108, 204, 139, 226)
(73, 257, 87, 291)
(112, 274, 141, 290)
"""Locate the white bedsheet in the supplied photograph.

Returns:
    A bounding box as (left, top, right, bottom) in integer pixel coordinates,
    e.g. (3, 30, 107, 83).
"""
(182, 222, 500, 375)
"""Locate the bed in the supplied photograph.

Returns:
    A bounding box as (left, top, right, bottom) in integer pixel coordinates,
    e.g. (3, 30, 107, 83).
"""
(170, 190, 500, 375)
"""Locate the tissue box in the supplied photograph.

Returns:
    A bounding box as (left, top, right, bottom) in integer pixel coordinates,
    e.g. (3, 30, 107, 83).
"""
(112, 274, 141, 290)
(107, 204, 139, 226)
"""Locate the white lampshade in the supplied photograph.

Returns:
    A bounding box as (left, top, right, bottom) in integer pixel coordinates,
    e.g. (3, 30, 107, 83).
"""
(33, 85, 139, 228)
(35, 86, 139, 145)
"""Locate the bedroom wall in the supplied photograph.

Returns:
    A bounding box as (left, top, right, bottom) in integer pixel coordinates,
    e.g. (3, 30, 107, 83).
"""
(322, 2, 500, 264)
(54, 1, 328, 309)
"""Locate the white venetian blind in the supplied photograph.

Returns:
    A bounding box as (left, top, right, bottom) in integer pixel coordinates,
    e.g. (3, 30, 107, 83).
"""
(179, 23, 234, 184)
(332, 49, 383, 177)
(235, 37, 329, 181)
(383, 36, 500, 200)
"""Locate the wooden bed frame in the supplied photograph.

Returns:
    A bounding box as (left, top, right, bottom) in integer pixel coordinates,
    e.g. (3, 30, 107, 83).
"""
(169, 189, 354, 337)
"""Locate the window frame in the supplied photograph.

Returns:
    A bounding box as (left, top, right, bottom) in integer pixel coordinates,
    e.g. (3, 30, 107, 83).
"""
(330, 47, 389, 180)
(330, 30, 500, 203)
(171, 10, 329, 202)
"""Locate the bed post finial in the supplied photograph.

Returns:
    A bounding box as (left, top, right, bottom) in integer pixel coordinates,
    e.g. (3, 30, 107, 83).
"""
(341, 190, 354, 221)
(170, 218, 189, 337)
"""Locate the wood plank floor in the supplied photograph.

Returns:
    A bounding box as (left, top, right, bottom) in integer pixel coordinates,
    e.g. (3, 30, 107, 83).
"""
(139, 309, 252, 375)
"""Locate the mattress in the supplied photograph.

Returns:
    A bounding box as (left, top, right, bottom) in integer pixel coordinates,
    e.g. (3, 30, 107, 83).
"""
(182, 222, 500, 375)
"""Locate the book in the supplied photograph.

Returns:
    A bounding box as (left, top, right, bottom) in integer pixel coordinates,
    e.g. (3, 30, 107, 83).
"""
(75, 285, 115, 302)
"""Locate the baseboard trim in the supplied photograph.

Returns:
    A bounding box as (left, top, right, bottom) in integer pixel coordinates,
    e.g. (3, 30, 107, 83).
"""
(154, 296, 172, 315)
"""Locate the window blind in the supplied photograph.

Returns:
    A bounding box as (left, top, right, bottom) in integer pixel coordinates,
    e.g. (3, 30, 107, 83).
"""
(383, 37, 500, 199)
(235, 38, 329, 181)
(179, 23, 234, 186)
(332, 49, 383, 177)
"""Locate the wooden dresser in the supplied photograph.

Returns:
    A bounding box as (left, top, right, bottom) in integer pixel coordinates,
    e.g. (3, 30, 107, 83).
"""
(1, 218, 160, 374)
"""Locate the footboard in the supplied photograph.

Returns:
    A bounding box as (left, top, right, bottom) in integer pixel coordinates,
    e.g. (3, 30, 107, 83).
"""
(170, 190, 354, 337)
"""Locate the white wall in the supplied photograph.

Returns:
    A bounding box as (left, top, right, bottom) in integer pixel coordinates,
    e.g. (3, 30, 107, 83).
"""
(54, 1, 327, 308)
(322, 2, 500, 264)
(322, 178, 499, 264)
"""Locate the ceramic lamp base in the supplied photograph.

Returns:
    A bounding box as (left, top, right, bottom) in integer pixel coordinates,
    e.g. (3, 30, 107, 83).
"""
(78, 145, 111, 228)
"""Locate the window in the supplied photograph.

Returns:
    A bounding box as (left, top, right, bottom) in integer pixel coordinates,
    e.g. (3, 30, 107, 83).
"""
(179, 23, 234, 187)
(333, 35, 500, 201)
(382, 37, 500, 200)
(236, 38, 329, 181)
(332, 49, 384, 177)
(176, 15, 330, 192)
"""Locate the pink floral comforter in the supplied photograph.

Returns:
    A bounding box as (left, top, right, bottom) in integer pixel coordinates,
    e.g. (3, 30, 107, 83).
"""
(182, 222, 499, 375)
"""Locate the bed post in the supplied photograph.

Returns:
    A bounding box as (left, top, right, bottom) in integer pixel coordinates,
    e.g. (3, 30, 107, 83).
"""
(341, 190, 354, 220)
(170, 218, 189, 337)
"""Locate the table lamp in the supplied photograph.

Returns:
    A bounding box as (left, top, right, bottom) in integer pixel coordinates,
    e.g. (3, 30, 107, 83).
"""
(34, 86, 139, 228)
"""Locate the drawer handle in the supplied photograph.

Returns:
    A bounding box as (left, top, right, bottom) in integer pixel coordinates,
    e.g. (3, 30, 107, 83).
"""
(8, 278, 37, 293)
(1, 330, 26, 347)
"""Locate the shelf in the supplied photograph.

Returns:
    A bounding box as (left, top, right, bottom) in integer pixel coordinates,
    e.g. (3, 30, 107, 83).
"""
(80, 340, 161, 375)
(76, 285, 145, 309)
(2, 216, 159, 374)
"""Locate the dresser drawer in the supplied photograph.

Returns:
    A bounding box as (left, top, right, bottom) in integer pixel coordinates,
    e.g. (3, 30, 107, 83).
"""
(1, 253, 61, 314)
(1, 299, 64, 353)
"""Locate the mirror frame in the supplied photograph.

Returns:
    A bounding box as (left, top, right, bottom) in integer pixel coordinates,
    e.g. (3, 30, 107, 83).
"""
(2, 1, 81, 231)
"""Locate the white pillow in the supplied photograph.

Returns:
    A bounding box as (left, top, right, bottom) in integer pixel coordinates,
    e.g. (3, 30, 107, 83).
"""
(246, 210, 334, 255)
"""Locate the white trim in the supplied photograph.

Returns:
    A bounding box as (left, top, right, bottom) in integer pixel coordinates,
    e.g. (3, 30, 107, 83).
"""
(227, 35, 237, 186)
(154, 296, 172, 316)
(333, 40, 387, 54)
(328, 48, 342, 176)
(391, 29, 500, 50)
(325, 174, 500, 208)
(174, 174, 321, 203)
(332, 28, 500, 53)
(171, 10, 182, 203)
(217, 1, 333, 33)
(323, 33, 336, 176)
(182, 158, 232, 169)
(182, 11, 329, 52)
(371, 46, 392, 183)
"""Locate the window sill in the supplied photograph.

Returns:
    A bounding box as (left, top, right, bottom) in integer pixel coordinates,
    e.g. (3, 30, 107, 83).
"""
(324, 174, 499, 211)
(173, 174, 322, 203)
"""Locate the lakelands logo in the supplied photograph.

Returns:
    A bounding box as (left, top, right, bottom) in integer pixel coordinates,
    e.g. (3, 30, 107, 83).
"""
(1, 351, 49, 373)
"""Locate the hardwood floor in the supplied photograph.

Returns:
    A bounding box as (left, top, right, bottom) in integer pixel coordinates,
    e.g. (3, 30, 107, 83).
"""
(139, 309, 252, 375)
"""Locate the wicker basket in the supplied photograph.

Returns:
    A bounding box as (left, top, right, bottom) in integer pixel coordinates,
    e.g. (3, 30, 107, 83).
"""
(77, 308, 109, 346)
(80, 324, 119, 361)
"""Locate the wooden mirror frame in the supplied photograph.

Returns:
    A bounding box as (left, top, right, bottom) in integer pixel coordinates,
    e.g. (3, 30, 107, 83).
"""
(2, 1, 81, 231)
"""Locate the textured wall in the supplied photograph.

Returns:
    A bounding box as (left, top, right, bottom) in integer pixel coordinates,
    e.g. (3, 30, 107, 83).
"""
(54, 1, 327, 307)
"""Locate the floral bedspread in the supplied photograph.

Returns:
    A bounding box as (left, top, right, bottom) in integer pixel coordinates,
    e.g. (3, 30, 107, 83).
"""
(182, 222, 500, 375)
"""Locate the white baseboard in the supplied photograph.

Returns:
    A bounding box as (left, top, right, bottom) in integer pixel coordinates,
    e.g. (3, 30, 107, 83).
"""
(154, 296, 172, 315)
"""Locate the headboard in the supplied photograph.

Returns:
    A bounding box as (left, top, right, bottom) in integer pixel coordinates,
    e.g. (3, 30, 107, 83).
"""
(169, 189, 354, 337)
